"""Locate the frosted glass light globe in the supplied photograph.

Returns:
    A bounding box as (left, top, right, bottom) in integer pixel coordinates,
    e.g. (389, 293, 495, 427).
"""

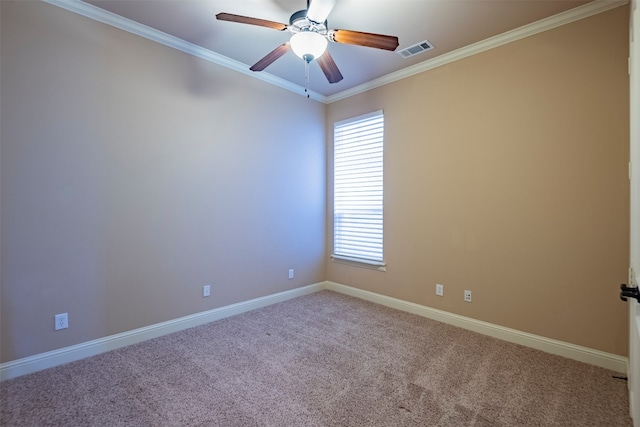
(290, 31, 328, 61)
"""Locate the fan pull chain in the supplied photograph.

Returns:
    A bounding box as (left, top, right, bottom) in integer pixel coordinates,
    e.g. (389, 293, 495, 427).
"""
(304, 60, 310, 98)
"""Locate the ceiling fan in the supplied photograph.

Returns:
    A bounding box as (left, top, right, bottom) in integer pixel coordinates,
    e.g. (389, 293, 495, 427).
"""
(216, 0, 399, 85)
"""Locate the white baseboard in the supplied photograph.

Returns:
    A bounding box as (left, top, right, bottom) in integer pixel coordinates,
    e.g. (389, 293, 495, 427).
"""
(0, 282, 323, 381)
(1, 280, 627, 380)
(324, 281, 628, 373)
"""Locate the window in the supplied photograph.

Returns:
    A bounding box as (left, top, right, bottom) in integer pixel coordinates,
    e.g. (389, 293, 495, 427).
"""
(332, 110, 385, 269)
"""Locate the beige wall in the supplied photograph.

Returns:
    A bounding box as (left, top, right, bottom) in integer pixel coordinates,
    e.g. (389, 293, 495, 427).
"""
(0, 1, 326, 362)
(327, 6, 630, 356)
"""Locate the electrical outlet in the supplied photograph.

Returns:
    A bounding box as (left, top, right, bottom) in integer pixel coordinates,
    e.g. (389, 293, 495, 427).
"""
(436, 284, 444, 296)
(203, 285, 211, 297)
(288, 269, 294, 279)
(464, 290, 472, 302)
(55, 313, 68, 330)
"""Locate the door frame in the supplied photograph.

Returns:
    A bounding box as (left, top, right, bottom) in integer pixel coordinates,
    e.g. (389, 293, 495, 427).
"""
(629, 0, 639, 424)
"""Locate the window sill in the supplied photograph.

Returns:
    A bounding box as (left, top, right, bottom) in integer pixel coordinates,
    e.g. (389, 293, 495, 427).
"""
(330, 255, 387, 272)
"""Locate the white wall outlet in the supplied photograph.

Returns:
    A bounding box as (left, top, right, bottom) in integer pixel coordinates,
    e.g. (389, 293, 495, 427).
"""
(436, 284, 444, 296)
(203, 285, 211, 297)
(54, 313, 68, 330)
(288, 269, 294, 279)
(464, 290, 472, 302)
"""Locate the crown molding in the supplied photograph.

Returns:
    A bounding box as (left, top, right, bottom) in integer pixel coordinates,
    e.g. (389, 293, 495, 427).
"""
(40, 0, 326, 103)
(42, 0, 626, 105)
(325, 0, 628, 104)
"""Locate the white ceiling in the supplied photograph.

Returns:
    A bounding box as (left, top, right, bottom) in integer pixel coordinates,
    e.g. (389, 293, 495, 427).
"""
(72, 0, 608, 98)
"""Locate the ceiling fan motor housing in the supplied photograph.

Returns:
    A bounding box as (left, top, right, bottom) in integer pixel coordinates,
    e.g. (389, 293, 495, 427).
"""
(289, 9, 328, 34)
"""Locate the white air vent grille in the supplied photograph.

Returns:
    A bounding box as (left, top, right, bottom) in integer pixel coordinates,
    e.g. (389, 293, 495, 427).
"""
(397, 40, 434, 58)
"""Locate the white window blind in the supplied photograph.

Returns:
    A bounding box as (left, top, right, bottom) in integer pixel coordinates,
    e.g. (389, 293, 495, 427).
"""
(333, 111, 384, 265)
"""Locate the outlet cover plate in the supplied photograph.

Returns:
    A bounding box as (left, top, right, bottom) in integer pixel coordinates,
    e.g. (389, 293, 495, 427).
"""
(203, 285, 211, 297)
(464, 290, 472, 302)
(55, 313, 68, 330)
(436, 284, 444, 296)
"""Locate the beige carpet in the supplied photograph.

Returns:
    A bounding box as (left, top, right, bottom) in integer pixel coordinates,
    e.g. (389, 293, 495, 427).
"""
(0, 290, 632, 426)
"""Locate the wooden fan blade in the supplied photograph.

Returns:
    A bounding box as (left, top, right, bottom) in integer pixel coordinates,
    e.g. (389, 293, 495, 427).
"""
(330, 29, 399, 51)
(307, 0, 338, 24)
(216, 13, 287, 31)
(250, 43, 291, 72)
(317, 51, 343, 84)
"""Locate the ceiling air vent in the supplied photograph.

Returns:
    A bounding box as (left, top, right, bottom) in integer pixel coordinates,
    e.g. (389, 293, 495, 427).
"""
(397, 40, 434, 58)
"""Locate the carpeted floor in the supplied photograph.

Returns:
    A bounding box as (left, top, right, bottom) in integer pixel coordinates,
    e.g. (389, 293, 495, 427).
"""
(0, 290, 633, 426)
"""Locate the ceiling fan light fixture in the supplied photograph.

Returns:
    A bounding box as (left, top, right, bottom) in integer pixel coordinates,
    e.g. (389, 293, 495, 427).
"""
(290, 31, 327, 62)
